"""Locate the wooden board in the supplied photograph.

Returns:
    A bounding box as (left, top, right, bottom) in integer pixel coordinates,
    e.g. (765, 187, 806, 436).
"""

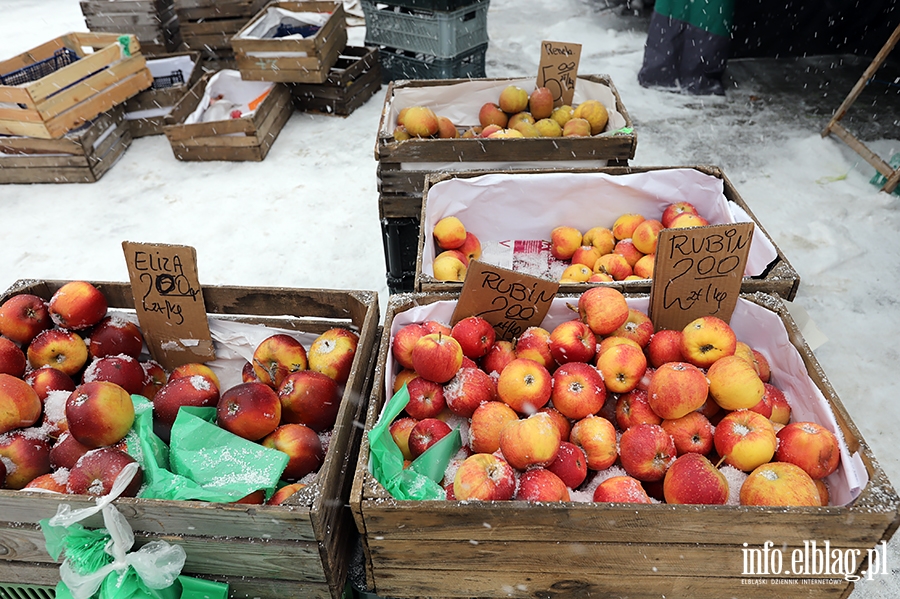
(0, 279, 381, 599)
(349, 291, 900, 599)
(409, 165, 802, 301)
(232, 2, 348, 84)
(123, 50, 202, 137)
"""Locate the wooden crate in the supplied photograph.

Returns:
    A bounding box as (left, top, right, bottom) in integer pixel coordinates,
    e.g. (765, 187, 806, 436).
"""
(0, 279, 381, 599)
(163, 71, 293, 161)
(376, 74, 637, 219)
(289, 45, 382, 116)
(0, 105, 131, 184)
(0, 32, 153, 139)
(80, 0, 183, 55)
(350, 291, 900, 599)
(124, 50, 202, 137)
(175, 0, 268, 59)
(232, 1, 348, 84)
(413, 165, 802, 301)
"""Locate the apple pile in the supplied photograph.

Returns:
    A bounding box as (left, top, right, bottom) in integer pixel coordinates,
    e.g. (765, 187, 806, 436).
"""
(431, 216, 483, 282)
(387, 287, 841, 507)
(392, 85, 612, 141)
(0, 281, 360, 506)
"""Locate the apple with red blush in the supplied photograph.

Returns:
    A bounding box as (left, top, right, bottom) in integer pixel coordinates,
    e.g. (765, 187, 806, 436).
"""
(646, 361, 709, 420)
(88, 316, 144, 359)
(389, 416, 419, 461)
(645, 329, 685, 367)
(308, 327, 359, 384)
(0, 373, 42, 434)
(497, 358, 552, 414)
(615, 388, 662, 430)
(0, 293, 52, 344)
(27, 328, 89, 377)
(267, 482, 307, 505)
(252, 334, 308, 389)
(513, 327, 555, 371)
(140, 360, 167, 400)
(480, 340, 516, 376)
(499, 412, 561, 470)
(595, 342, 646, 394)
(578, 287, 630, 336)
(546, 441, 588, 489)
(278, 370, 340, 432)
(450, 316, 496, 360)
(26, 366, 76, 400)
(411, 333, 463, 384)
(262, 423, 324, 481)
(443, 366, 495, 418)
(609, 309, 654, 348)
(468, 401, 518, 454)
(0, 430, 51, 489)
(217, 382, 282, 441)
(452, 453, 516, 501)
(550, 361, 605, 420)
(49, 431, 92, 470)
(774, 421, 841, 480)
(618, 423, 677, 482)
(516, 468, 570, 501)
(408, 417, 452, 458)
(661, 411, 714, 455)
(663, 452, 728, 505)
(66, 381, 135, 448)
(548, 319, 596, 365)
(83, 354, 146, 395)
(24, 472, 68, 493)
(593, 475, 653, 503)
(48, 281, 108, 331)
(152, 374, 220, 441)
(67, 447, 143, 497)
(569, 415, 617, 471)
(0, 336, 26, 377)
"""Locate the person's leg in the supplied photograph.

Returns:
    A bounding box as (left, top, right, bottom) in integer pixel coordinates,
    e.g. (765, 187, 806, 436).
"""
(637, 10, 686, 90)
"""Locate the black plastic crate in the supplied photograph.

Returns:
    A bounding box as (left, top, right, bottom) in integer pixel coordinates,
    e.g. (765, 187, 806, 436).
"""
(150, 69, 185, 90)
(386, 271, 416, 294)
(381, 216, 420, 279)
(378, 42, 487, 82)
(0, 48, 79, 85)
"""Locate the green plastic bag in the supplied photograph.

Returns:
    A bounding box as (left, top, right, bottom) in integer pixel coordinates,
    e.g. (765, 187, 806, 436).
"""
(367, 385, 461, 501)
(129, 398, 288, 502)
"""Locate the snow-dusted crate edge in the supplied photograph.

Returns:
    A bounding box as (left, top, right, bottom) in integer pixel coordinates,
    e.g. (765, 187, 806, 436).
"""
(123, 50, 202, 137)
(289, 45, 382, 116)
(162, 71, 293, 161)
(414, 165, 802, 301)
(0, 279, 381, 599)
(0, 105, 131, 184)
(375, 75, 637, 219)
(232, 1, 348, 84)
(349, 291, 900, 599)
(80, 0, 183, 56)
(0, 32, 153, 140)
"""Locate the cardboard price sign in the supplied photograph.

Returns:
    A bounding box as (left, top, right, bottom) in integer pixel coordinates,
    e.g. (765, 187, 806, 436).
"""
(122, 241, 215, 370)
(536, 40, 582, 106)
(649, 222, 755, 332)
(451, 260, 558, 341)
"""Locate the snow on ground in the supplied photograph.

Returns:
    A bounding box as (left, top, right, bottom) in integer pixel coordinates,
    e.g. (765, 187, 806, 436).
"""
(2, 0, 900, 595)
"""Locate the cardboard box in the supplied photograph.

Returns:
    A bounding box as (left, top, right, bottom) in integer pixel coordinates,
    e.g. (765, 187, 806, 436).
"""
(163, 70, 292, 161)
(414, 165, 802, 300)
(80, 0, 183, 55)
(350, 291, 900, 598)
(124, 51, 202, 137)
(0, 105, 131, 184)
(289, 45, 382, 116)
(232, 1, 348, 84)
(0, 32, 153, 139)
(375, 75, 637, 219)
(0, 279, 380, 599)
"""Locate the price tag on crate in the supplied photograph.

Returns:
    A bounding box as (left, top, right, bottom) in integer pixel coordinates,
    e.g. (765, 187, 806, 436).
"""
(122, 241, 215, 370)
(649, 222, 754, 331)
(451, 260, 559, 342)
(537, 40, 582, 106)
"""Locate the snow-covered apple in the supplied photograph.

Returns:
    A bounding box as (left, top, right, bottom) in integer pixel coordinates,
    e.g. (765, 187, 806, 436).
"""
(593, 475, 653, 503)
(713, 409, 777, 472)
(66, 381, 135, 448)
(48, 281, 107, 331)
(663, 453, 728, 504)
(450, 316, 496, 360)
(88, 316, 144, 359)
(169, 362, 220, 391)
(645, 329, 685, 367)
(774, 421, 841, 480)
(609, 309, 654, 348)
(152, 374, 220, 440)
(68, 447, 143, 497)
(618, 423, 677, 482)
(550, 362, 605, 420)
(480, 340, 516, 376)
(516, 468, 570, 501)
(0, 429, 51, 489)
(443, 367, 496, 418)
(82, 354, 146, 395)
(404, 376, 446, 419)
(389, 416, 418, 461)
(308, 327, 359, 384)
(497, 358, 552, 414)
(26, 366, 76, 400)
(27, 328, 89, 376)
(49, 431, 91, 470)
(499, 412, 561, 470)
(514, 327, 555, 371)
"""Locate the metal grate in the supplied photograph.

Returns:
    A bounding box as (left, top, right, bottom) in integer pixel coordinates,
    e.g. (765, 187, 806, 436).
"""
(151, 69, 186, 90)
(0, 583, 56, 599)
(0, 48, 79, 86)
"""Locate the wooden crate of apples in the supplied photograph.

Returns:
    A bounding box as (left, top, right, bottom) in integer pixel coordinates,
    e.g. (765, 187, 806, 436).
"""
(350, 289, 899, 599)
(0, 279, 380, 599)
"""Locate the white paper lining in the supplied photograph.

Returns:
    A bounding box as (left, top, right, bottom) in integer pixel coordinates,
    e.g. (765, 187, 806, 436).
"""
(184, 70, 274, 125)
(236, 6, 330, 59)
(380, 296, 867, 506)
(420, 169, 779, 279)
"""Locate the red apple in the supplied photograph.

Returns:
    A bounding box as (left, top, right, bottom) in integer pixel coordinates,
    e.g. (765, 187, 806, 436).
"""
(615, 388, 662, 430)
(569, 415, 617, 471)
(405, 376, 447, 419)
(540, 406, 572, 441)
(88, 316, 144, 359)
(140, 360, 167, 400)
(0, 293, 51, 344)
(0, 429, 51, 489)
(457, 232, 482, 263)
(499, 412, 561, 470)
(752, 349, 771, 383)
(252, 334, 308, 389)
(392, 323, 427, 371)
(49, 431, 92, 470)
(392, 368, 418, 394)
(267, 482, 307, 505)
(609, 309, 654, 348)
(169, 362, 220, 391)
(0, 373, 42, 434)
(514, 327, 555, 371)
(619, 423, 677, 482)
(714, 410, 777, 472)
(646, 361, 709, 420)
(411, 333, 463, 384)
(233, 490, 266, 504)
(546, 440, 588, 489)
(595, 342, 647, 394)
(152, 374, 220, 439)
(681, 316, 737, 368)
(261, 423, 324, 481)
(661, 411, 714, 455)
(548, 319, 596, 365)
(468, 401, 518, 454)
(278, 370, 341, 432)
(68, 447, 143, 497)
(24, 472, 68, 493)
(497, 358, 552, 414)
(661, 201, 700, 228)
(27, 328, 89, 376)
(0, 336, 26, 377)
(480, 340, 517, 376)
(408, 417, 453, 458)
(593, 475, 652, 503)
(450, 316, 496, 360)
(66, 381, 135, 448)
(578, 287, 630, 336)
(25, 366, 76, 400)
(612, 238, 643, 268)
(516, 468, 570, 501)
(453, 453, 516, 501)
(740, 461, 821, 507)
(82, 354, 146, 395)
(241, 360, 260, 383)
(389, 416, 419, 461)
(443, 367, 496, 418)
(217, 382, 282, 441)
(764, 383, 792, 424)
(308, 327, 359, 384)
(48, 281, 107, 331)
(550, 362, 605, 420)
(663, 452, 728, 504)
(774, 421, 841, 479)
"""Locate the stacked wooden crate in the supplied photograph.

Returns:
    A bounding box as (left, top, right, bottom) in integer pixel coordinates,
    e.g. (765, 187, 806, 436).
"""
(174, 0, 268, 66)
(288, 46, 383, 117)
(123, 51, 202, 137)
(80, 0, 183, 56)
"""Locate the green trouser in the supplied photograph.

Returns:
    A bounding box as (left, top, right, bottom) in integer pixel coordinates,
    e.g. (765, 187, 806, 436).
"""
(638, 0, 736, 95)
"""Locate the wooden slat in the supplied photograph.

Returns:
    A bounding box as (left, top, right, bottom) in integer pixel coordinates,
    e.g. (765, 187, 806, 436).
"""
(25, 43, 124, 102)
(35, 55, 150, 119)
(0, 37, 68, 74)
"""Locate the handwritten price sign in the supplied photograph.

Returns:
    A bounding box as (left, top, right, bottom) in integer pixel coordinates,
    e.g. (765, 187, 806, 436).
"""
(537, 40, 582, 106)
(122, 241, 215, 369)
(649, 222, 754, 332)
(452, 261, 558, 342)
